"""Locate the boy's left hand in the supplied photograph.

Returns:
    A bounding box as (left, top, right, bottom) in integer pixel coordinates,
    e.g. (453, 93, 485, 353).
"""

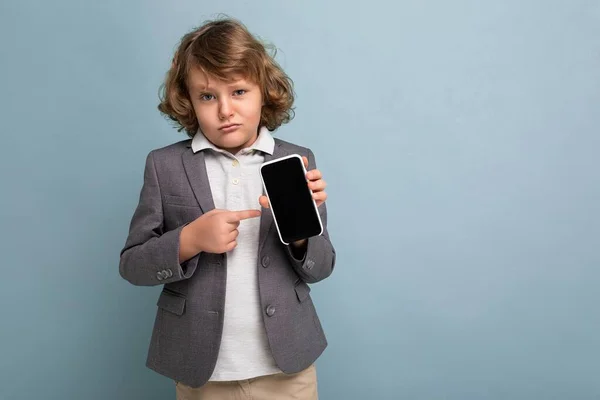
(258, 156, 328, 209)
(258, 156, 327, 248)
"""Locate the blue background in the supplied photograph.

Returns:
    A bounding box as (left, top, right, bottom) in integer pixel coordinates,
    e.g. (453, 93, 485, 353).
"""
(1, 0, 599, 398)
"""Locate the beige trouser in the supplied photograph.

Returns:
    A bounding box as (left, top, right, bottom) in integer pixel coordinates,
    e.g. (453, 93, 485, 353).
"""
(175, 364, 318, 400)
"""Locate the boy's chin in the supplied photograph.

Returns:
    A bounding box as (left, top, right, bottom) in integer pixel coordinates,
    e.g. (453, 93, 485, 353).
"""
(217, 136, 244, 147)
(215, 136, 251, 153)
(219, 132, 255, 145)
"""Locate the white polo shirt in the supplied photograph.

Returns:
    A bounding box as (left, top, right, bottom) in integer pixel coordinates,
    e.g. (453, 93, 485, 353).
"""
(191, 126, 282, 381)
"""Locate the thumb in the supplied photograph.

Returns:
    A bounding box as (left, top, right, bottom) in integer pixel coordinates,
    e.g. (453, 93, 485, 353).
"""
(302, 156, 309, 169)
(258, 195, 270, 209)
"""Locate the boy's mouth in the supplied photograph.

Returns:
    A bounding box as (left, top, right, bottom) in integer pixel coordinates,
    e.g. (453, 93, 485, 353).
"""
(219, 123, 240, 130)
(219, 124, 241, 133)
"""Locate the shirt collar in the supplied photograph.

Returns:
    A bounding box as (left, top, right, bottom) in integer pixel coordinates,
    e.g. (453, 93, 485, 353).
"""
(191, 126, 274, 155)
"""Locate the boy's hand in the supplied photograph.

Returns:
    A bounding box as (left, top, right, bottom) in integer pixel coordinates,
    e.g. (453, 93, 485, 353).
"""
(258, 156, 328, 209)
(180, 209, 261, 256)
(258, 156, 327, 249)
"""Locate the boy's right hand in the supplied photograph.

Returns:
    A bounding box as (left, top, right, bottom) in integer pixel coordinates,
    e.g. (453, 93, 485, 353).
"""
(180, 209, 261, 257)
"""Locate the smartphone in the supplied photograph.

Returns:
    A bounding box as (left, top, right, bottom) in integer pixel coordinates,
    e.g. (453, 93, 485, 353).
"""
(260, 154, 324, 245)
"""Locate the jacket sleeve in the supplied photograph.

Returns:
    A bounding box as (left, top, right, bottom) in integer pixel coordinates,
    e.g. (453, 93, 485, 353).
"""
(119, 151, 201, 286)
(284, 148, 336, 284)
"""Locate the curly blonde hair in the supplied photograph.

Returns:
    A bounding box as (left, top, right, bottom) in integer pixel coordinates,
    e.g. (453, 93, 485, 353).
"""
(158, 18, 295, 137)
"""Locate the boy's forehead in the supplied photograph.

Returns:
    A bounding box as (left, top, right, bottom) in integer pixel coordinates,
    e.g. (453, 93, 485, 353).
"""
(188, 68, 248, 90)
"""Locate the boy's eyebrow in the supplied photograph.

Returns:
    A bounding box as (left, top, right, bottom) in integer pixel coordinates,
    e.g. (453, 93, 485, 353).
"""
(221, 80, 248, 88)
(194, 80, 248, 91)
(191, 81, 210, 91)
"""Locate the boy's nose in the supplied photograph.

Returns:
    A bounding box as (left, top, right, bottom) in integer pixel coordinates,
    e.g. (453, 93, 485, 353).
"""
(218, 100, 234, 120)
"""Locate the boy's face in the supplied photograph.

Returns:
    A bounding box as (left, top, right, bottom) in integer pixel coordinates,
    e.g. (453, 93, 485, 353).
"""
(187, 68, 263, 155)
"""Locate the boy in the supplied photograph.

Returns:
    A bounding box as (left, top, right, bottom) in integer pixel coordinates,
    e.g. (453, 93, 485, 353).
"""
(119, 18, 335, 399)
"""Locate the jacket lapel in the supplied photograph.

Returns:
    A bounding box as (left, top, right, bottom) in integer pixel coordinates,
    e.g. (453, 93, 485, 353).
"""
(182, 147, 215, 214)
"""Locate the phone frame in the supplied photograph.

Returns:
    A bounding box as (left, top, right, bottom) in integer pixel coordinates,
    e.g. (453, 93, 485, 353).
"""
(259, 154, 324, 245)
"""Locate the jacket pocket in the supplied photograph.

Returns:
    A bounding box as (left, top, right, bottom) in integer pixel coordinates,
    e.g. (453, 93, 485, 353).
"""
(294, 280, 311, 303)
(157, 289, 186, 316)
(163, 194, 199, 208)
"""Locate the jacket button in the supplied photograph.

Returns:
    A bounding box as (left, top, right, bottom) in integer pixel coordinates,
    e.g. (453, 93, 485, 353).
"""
(261, 256, 271, 268)
(266, 305, 276, 317)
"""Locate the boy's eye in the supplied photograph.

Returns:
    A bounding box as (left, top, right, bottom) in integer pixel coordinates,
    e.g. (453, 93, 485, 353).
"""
(200, 94, 214, 101)
(233, 89, 246, 96)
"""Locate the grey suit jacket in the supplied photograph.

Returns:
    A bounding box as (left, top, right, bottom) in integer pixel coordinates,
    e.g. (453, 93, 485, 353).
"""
(119, 137, 336, 388)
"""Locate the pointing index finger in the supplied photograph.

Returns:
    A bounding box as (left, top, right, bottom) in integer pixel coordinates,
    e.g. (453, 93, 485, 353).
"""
(227, 209, 262, 222)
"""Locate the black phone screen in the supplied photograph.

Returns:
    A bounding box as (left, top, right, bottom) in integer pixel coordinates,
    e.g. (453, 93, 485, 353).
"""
(261, 156, 323, 243)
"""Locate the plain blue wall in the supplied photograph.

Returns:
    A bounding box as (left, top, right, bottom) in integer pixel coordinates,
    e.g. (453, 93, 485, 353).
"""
(1, 0, 599, 399)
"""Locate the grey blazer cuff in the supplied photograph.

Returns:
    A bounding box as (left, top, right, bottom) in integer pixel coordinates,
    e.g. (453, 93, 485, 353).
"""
(284, 234, 335, 284)
(119, 224, 200, 286)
